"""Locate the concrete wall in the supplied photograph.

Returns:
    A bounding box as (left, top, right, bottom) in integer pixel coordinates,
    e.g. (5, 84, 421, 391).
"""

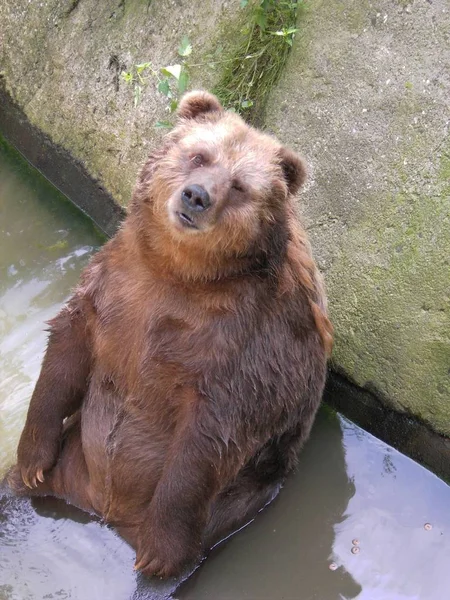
(266, 0, 450, 437)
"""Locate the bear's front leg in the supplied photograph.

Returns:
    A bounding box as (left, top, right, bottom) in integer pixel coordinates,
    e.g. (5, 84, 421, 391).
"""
(134, 406, 243, 578)
(134, 503, 203, 579)
(14, 297, 93, 490)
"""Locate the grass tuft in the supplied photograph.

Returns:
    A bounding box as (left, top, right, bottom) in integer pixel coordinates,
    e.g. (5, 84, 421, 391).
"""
(213, 0, 303, 125)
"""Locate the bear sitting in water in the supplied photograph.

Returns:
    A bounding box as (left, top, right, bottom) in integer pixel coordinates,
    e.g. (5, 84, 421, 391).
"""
(9, 91, 332, 578)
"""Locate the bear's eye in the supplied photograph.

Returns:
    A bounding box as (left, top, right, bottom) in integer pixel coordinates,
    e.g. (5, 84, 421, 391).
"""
(191, 154, 205, 167)
(231, 180, 245, 193)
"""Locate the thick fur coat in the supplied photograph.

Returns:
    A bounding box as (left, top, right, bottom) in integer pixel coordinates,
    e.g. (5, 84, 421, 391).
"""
(9, 91, 332, 578)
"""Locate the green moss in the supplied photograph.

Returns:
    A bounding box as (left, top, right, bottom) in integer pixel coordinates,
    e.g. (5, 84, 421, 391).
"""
(438, 143, 450, 187)
(332, 0, 370, 34)
(262, 0, 450, 437)
(329, 178, 450, 432)
(325, 119, 450, 432)
(45, 239, 69, 251)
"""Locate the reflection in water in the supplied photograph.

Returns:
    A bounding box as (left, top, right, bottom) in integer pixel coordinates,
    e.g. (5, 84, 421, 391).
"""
(1, 137, 450, 600)
(0, 489, 136, 599)
(0, 138, 103, 475)
(178, 411, 450, 600)
(334, 418, 450, 600)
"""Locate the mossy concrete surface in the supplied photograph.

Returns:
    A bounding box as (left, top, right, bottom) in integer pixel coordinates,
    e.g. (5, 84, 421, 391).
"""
(266, 0, 450, 436)
(0, 0, 241, 206)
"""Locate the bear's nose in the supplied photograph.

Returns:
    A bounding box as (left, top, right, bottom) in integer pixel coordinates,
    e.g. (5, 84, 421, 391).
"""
(181, 185, 211, 212)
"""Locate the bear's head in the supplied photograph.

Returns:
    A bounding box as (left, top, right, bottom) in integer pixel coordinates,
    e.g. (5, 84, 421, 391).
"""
(132, 91, 307, 281)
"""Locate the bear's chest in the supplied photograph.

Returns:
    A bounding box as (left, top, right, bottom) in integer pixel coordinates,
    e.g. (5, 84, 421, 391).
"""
(93, 276, 253, 394)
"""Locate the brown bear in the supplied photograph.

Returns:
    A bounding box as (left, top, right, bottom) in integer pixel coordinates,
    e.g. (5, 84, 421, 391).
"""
(8, 91, 333, 578)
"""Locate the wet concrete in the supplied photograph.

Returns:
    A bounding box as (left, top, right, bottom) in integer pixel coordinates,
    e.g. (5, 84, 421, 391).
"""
(1, 137, 450, 600)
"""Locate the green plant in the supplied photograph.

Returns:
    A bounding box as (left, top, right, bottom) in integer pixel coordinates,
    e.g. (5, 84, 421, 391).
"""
(121, 62, 156, 107)
(213, 0, 302, 124)
(121, 36, 192, 125)
(121, 0, 301, 126)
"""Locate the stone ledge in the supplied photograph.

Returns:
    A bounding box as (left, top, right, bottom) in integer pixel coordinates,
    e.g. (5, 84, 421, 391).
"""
(0, 82, 125, 237)
(324, 371, 450, 484)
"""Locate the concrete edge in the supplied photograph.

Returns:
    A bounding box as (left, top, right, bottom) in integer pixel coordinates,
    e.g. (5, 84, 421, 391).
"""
(0, 82, 126, 238)
(324, 371, 450, 483)
(1, 81, 449, 483)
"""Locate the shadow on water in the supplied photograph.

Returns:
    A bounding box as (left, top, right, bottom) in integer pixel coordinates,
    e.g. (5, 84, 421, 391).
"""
(1, 136, 450, 600)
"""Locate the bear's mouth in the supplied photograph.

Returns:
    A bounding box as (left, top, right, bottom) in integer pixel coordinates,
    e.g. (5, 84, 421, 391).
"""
(176, 211, 199, 230)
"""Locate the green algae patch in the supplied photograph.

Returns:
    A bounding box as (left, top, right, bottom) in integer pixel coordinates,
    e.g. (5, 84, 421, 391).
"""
(329, 183, 450, 431)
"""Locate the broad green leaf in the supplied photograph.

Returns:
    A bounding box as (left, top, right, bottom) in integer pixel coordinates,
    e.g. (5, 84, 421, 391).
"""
(158, 79, 170, 96)
(240, 0, 249, 6)
(169, 99, 179, 113)
(240, 99, 254, 108)
(161, 64, 182, 81)
(178, 36, 192, 57)
(178, 69, 189, 94)
(254, 8, 267, 31)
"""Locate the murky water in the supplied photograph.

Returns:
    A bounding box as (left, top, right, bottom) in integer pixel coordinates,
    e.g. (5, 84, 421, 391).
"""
(1, 138, 449, 600)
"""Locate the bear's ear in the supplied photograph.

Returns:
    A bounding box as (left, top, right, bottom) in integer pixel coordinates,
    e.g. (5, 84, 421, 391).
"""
(177, 90, 224, 121)
(278, 146, 307, 195)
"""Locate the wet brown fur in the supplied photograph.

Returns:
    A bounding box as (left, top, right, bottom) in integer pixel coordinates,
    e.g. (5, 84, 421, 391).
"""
(9, 91, 332, 578)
